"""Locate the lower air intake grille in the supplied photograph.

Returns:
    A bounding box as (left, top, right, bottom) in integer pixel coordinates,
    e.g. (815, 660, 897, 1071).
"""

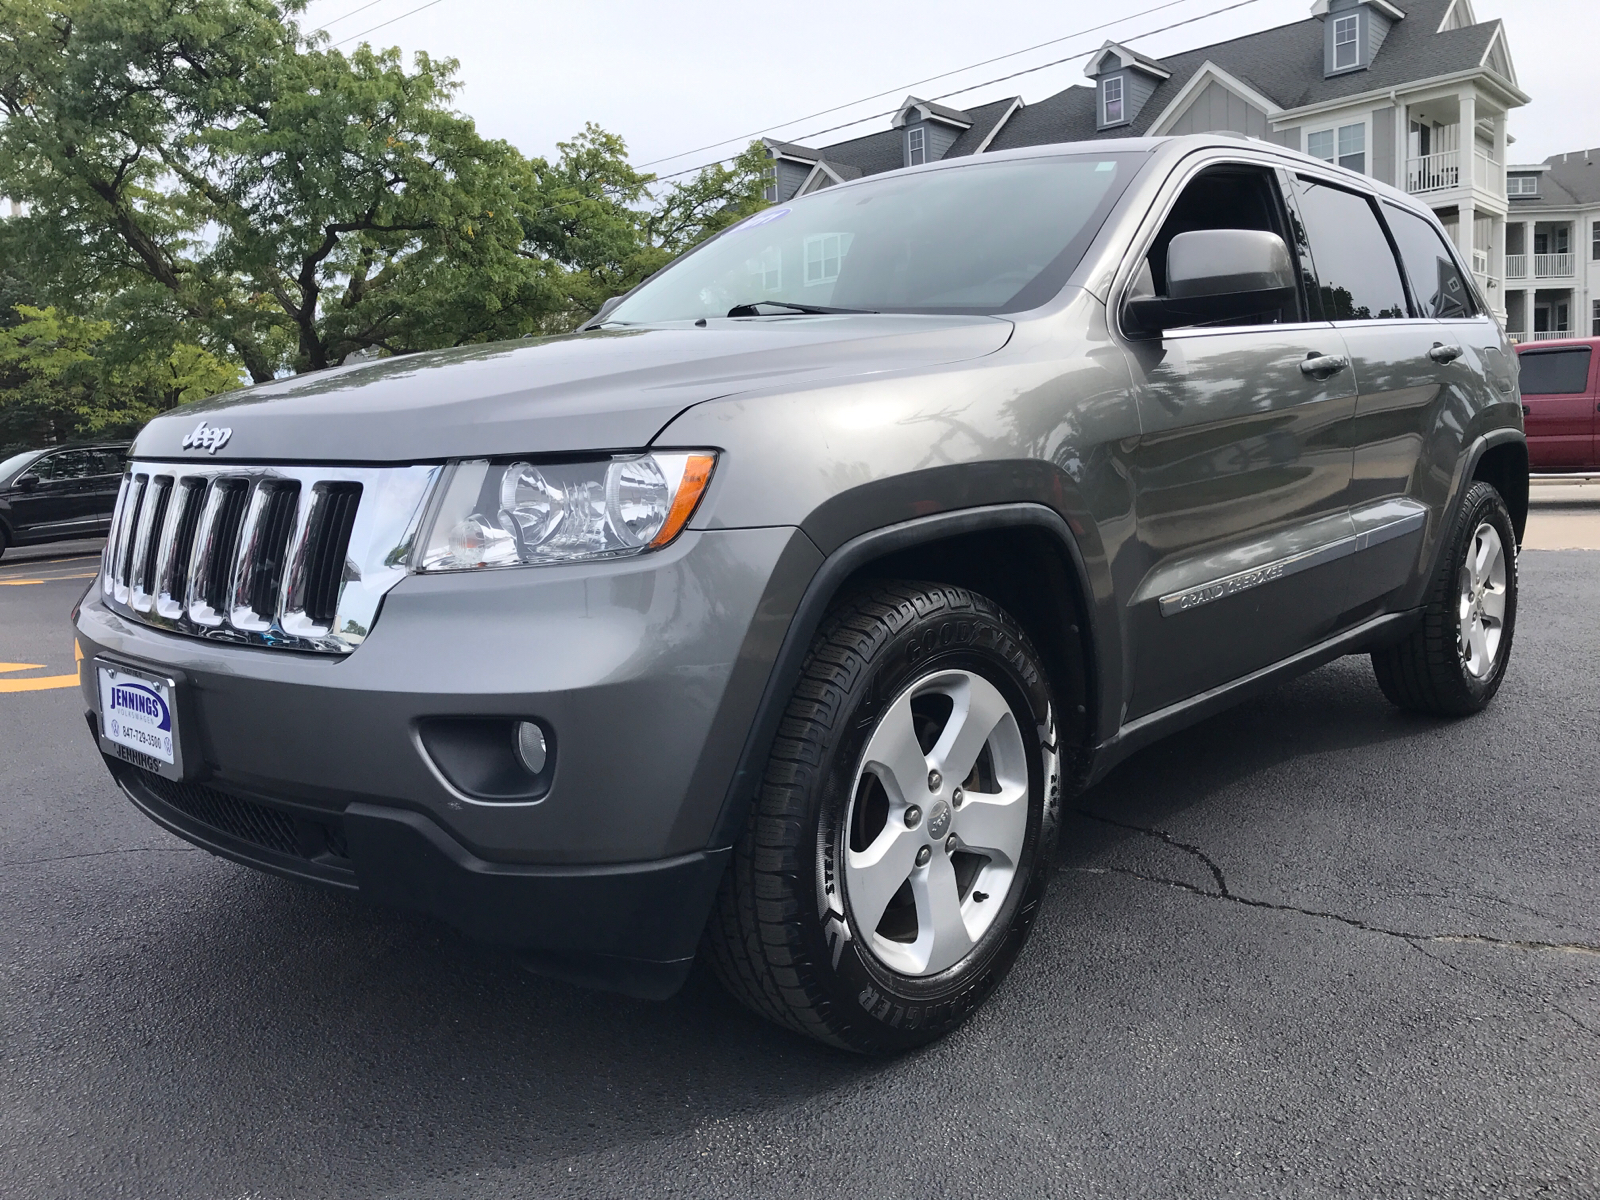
(136, 774, 347, 863)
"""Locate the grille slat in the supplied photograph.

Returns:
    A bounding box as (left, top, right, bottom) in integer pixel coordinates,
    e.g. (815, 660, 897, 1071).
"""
(100, 460, 433, 654)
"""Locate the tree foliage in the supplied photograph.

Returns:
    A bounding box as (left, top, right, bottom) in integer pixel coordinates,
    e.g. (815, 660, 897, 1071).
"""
(0, 0, 767, 441)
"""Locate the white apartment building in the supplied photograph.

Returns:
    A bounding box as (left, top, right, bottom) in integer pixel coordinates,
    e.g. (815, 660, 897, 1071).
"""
(1501, 151, 1600, 341)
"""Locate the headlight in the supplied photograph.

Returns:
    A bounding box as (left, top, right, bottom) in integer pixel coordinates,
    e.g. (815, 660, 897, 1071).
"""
(417, 451, 716, 571)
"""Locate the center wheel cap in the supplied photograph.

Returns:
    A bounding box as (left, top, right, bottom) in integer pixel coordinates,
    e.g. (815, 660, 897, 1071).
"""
(926, 800, 952, 840)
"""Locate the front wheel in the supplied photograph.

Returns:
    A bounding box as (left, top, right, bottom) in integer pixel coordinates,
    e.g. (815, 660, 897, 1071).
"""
(704, 582, 1061, 1054)
(1371, 481, 1518, 716)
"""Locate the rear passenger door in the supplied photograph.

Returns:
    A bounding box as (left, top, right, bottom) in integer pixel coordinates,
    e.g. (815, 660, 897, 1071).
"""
(1287, 177, 1456, 615)
(1119, 159, 1357, 718)
(1516, 345, 1596, 470)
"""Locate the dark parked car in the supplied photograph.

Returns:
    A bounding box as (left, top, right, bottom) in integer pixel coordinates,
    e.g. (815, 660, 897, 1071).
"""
(74, 136, 1527, 1053)
(0, 444, 128, 560)
(1515, 337, 1599, 472)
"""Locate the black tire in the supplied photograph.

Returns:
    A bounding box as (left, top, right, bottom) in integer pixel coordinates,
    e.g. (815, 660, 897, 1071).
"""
(704, 582, 1061, 1054)
(1371, 481, 1518, 716)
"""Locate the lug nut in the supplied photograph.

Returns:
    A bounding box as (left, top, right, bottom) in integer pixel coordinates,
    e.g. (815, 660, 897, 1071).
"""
(945, 834, 957, 854)
(928, 769, 942, 792)
(904, 805, 922, 829)
(952, 787, 964, 808)
(915, 846, 931, 867)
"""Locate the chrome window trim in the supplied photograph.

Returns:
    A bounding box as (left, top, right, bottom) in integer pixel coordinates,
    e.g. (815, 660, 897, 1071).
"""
(101, 460, 440, 655)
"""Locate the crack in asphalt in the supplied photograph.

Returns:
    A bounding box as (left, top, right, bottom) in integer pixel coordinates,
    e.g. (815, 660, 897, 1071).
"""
(4, 845, 201, 869)
(1069, 809, 1600, 961)
(1405, 939, 1600, 1040)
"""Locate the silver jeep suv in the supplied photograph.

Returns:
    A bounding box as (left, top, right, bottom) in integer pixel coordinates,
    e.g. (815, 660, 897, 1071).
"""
(74, 136, 1526, 1053)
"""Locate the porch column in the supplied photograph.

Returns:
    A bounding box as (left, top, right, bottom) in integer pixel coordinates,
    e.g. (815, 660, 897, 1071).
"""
(1458, 90, 1476, 198)
(1489, 213, 1505, 319)
(1492, 114, 1508, 199)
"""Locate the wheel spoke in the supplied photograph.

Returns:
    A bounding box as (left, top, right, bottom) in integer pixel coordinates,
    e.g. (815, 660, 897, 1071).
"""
(1468, 619, 1489, 671)
(846, 825, 922, 936)
(930, 674, 1012, 788)
(860, 693, 929, 807)
(911, 849, 974, 974)
(952, 782, 1028, 866)
(1480, 585, 1506, 623)
(1473, 533, 1494, 586)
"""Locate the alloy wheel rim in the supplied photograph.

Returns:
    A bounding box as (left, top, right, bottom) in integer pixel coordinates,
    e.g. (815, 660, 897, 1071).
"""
(842, 669, 1029, 977)
(1457, 521, 1507, 680)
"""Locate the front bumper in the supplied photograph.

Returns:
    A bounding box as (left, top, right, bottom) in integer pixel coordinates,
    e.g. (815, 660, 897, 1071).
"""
(76, 524, 823, 995)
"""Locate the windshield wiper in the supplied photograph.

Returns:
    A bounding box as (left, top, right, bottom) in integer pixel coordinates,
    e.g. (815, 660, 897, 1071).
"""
(725, 301, 877, 317)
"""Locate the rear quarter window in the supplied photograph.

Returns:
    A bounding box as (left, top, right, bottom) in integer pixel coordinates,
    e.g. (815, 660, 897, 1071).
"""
(1518, 347, 1592, 395)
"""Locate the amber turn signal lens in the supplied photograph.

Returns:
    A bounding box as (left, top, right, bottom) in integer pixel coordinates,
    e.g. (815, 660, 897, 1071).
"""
(651, 454, 716, 547)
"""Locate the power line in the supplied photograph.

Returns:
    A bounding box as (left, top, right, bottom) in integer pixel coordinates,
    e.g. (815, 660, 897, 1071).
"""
(636, 0, 1198, 170)
(315, 0, 394, 29)
(646, 0, 1268, 184)
(333, 0, 447, 48)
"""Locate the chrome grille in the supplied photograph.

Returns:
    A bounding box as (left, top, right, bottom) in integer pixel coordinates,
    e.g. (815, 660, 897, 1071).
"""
(102, 461, 439, 654)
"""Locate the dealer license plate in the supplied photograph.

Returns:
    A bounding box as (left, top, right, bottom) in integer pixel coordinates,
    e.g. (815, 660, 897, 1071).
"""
(97, 662, 184, 780)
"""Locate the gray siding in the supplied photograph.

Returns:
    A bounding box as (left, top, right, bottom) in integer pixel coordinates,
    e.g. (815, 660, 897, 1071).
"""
(1096, 68, 1160, 131)
(1165, 79, 1272, 138)
(1372, 105, 1395, 185)
(774, 160, 812, 203)
(1269, 126, 1301, 151)
(905, 120, 962, 164)
(1368, 10, 1394, 61)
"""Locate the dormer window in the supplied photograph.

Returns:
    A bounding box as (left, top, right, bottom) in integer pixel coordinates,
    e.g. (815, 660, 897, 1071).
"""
(907, 127, 925, 166)
(1508, 175, 1539, 196)
(1333, 14, 1359, 69)
(1102, 76, 1125, 125)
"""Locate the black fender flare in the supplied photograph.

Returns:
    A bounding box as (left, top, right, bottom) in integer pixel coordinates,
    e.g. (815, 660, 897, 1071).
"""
(706, 502, 1110, 848)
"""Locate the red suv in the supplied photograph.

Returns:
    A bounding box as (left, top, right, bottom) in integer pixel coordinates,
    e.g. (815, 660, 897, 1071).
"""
(1516, 337, 1600, 472)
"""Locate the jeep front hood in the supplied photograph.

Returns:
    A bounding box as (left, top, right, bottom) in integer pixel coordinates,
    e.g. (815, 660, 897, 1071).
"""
(131, 315, 1014, 462)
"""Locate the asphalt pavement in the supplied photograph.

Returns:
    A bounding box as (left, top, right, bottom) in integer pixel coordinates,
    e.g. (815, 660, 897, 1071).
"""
(3, 545, 1598, 1198)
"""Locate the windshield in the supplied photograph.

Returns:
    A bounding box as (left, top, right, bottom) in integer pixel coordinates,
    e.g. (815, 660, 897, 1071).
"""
(0, 451, 40, 486)
(607, 153, 1144, 324)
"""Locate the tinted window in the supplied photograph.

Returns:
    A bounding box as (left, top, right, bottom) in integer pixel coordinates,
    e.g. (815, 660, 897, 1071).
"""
(36, 450, 94, 481)
(1382, 203, 1474, 318)
(1294, 177, 1409, 321)
(607, 154, 1143, 322)
(1518, 348, 1592, 395)
(88, 449, 125, 476)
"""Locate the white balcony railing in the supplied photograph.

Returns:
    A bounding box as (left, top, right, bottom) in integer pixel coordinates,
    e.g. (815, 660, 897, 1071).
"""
(1534, 254, 1575, 278)
(1474, 150, 1503, 197)
(1529, 330, 1572, 341)
(1505, 254, 1528, 279)
(1407, 151, 1459, 193)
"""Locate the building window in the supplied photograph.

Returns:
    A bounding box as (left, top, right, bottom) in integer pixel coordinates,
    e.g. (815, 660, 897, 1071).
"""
(1333, 14, 1360, 70)
(1102, 76, 1124, 125)
(804, 233, 852, 286)
(1508, 175, 1539, 196)
(1307, 123, 1365, 174)
(906, 127, 925, 166)
(1593, 299, 1600, 336)
(1593, 220, 1600, 260)
(762, 165, 778, 203)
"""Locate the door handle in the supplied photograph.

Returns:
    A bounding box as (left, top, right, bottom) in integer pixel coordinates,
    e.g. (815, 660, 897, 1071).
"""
(1522, 404, 1531, 417)
(1300, 353, 1349, 379)
(1427, 342, 1463, 364)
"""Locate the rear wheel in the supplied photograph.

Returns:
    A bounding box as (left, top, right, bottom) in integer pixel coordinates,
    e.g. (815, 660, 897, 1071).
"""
(1371, 481, 1517, 716)
(704, 582, 1061, 1054)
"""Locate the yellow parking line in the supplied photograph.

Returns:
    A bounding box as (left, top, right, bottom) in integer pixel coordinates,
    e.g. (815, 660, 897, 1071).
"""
(0, 663, 46, 673)
(0, 579, 46, 586)
(0, 572, 96, 586)
(0, 673, 79, 693)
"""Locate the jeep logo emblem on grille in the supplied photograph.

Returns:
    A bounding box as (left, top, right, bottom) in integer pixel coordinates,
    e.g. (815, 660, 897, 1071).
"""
(181, 420, 232, 454)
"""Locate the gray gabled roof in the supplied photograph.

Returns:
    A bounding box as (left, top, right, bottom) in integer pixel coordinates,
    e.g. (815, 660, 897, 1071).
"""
(1509, 149, 1600, 209)
(798, 0, 1514, 171)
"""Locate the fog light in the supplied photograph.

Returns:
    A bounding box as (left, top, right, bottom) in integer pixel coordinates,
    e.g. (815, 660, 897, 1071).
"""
(514, 721, 548, 776)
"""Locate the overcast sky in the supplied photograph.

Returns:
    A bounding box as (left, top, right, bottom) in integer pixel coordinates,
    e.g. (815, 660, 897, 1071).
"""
(298, 0, 1599, 173)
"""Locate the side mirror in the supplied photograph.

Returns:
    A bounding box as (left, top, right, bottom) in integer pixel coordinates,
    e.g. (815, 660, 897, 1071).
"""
(1125, 229, 1297, 335)
(13, 473, 40, 491)
(583, 295, 626, 329)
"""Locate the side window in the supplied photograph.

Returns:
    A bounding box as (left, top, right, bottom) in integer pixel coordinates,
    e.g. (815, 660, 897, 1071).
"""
(1293, 177, 1409, 321)
(1517, 348, 1592, 396)
(1143, 165, 1302, 328)
(90, 449, 126, 476)
(1381, 202, 1474, 319)
(40, 450, 94, 480)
